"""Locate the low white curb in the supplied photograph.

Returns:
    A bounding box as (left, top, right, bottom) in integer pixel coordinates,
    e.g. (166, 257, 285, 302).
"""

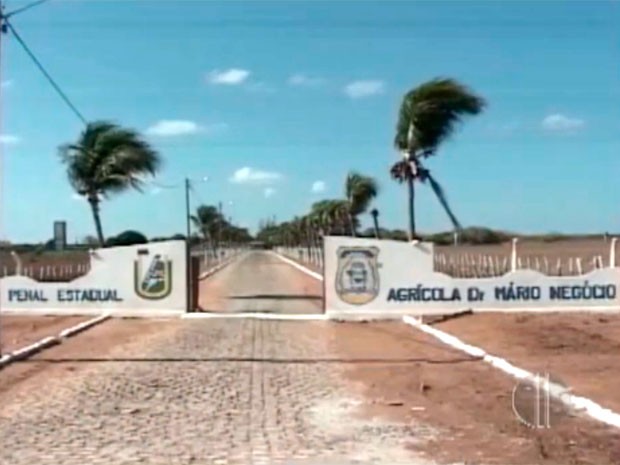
(0, 336, 60, 368)
(402, 315, 620, 429)
(59, 313, 111, 338)
(198, 254, 240, 280)
(0, 314, 111, 369)
(271, 252, 324, 281)
(183, 312, 328, 321)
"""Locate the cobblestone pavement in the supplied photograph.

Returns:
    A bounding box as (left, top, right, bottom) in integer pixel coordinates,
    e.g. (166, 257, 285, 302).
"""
(0, 319, 434, 465)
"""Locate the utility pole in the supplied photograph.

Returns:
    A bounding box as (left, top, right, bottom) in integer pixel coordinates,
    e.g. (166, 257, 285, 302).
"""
(218, 201, 223, 250)
(185, 178, 191, 240)
(0, 0, 7, 358)
(184, 177, 191, 312)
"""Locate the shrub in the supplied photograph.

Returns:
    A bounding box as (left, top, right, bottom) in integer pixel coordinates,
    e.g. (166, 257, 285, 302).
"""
(106, 230, 148, 247)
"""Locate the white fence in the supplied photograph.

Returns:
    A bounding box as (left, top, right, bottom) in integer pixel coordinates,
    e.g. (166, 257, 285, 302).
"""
(0, 245, 248, 283)
(191, 246, 247, 275)
(275, 237, 618, 278)
(274, 246, 324, 270)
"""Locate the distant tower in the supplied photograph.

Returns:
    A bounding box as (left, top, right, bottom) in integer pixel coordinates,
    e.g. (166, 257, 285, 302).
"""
(53, 221, 67, 251)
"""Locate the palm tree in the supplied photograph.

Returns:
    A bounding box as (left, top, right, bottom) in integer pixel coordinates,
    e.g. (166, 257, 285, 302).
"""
(345, 172, 378, 236)
(391, 78, 485, 240)
(59, 121, 161, 246)
(191, 205, 225, 248)
(370, 208, 381, 239)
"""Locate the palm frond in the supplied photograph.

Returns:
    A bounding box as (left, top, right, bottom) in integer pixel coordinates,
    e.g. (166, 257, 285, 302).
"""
(394, 77, 486, 154)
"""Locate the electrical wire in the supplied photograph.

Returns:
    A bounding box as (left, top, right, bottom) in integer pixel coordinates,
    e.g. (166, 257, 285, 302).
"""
(149, 180, 184, 189)
(4, 18, 87, 125)
(5, 0, 50, 18)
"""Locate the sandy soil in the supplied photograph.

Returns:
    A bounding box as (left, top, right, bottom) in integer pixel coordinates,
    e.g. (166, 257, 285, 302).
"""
(0, 315, 89, 353)
(436, 312, 620, 413)
(328, 321, 620, 465)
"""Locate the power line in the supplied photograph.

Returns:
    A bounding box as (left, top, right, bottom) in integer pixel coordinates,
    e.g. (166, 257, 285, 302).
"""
(150, 180, 184, 189)
(5, 0, 50, 18)
(3, 17, 87, 125)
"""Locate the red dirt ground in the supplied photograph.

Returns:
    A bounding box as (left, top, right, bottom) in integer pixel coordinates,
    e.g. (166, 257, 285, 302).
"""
(0, 315, 89, 354)
(436, 312, 620, 413)
(329, 321, 620, 465)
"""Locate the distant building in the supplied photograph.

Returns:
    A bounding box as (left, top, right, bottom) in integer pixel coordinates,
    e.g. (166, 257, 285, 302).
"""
(53, 221, 67, 251)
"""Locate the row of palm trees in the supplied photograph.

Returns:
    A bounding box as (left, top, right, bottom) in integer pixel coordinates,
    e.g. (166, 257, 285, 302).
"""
(191, 204, 252, 247)
(256, 172, 379, 247)
(257, 78, 485, 244)
(60, 77, 485, 246)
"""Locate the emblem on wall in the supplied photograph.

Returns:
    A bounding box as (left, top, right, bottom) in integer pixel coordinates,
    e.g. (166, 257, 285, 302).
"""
(335, 246, 380, 305)
(134, 252, 173, 300)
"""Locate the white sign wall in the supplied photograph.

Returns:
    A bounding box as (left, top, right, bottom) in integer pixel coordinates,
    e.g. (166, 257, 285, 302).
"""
(1, 240, 187, 315)
(324, 236, 620, 317)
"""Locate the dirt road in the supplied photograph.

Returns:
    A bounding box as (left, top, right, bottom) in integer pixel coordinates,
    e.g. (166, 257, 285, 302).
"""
(198, 251, 323, 314)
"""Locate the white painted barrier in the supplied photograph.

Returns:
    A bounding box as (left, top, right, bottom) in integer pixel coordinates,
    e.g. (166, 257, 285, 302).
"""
(0, 240, 187, 316)
(324, 237, 620, 318)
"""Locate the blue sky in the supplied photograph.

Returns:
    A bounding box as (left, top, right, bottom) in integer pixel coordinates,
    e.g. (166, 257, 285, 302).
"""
(1, 0, 619, 243)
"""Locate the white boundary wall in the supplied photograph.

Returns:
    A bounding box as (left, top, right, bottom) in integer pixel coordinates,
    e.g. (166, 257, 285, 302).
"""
(0, 240, 187, 316)
(324, 236, 620, 318)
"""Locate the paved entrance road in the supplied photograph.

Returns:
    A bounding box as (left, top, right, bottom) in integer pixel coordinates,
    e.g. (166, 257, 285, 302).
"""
(0, 253, 427, 465)
(198, 251, 323, 314)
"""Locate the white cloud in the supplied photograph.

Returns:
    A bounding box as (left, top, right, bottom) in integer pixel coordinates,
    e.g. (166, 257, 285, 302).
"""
(344, 80, 385, 99)
(146, 120, 201, 137)
(206, 68, 250, 85)
(264, 187, 276, 198)
(288, 74, 324, 87)
(229, 167, 282, 185)
(541, 113, 585, 132)
(311, 180, 326, 193)
(71, 193, 85, 201)
(0, 134, 20, 145)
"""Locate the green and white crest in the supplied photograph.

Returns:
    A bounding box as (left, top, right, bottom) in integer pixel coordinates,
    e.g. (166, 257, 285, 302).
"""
(335, 246, 380, 305)
(134, 252, 173, 300)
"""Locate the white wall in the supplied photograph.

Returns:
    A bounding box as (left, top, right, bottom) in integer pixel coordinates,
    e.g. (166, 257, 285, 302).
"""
(0, 240, 187, 316)
(324, 236, 620, 317)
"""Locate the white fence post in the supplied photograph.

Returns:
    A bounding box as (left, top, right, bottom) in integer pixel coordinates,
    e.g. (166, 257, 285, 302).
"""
(510, 238, 518, 272)
(610, 237, 618, 268)
(10, 251, 22, 276)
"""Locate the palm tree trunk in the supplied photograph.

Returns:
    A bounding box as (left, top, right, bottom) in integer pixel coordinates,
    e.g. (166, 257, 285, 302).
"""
(407, 177, 416, 241)
(372, 215, 381, 239)
(348, 212, 357, 237)
(88, 196, 105, 246)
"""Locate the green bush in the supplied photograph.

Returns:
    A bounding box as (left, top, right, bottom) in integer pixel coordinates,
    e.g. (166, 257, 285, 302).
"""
(106, 230, 148, 247)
